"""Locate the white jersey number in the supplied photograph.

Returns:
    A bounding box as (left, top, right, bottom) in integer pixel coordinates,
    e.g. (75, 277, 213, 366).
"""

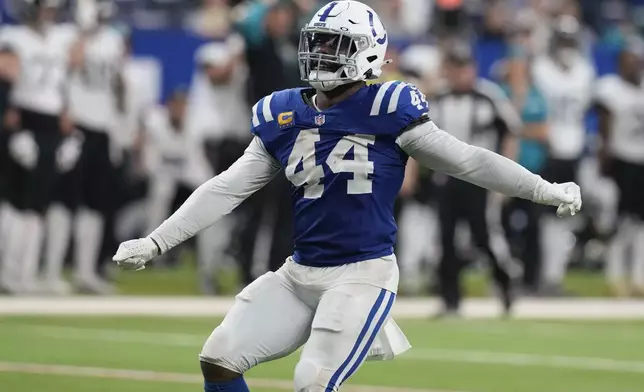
(409, 85, 427, 111)
(23, 56, 57, 88)
(286, 128, 375, 199)
(80, 60, 114, 90)
(550, 96, 583, 124)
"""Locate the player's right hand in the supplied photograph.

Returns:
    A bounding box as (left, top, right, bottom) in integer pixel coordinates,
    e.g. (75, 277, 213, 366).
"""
(550, 182, 582, 218)
(113, 238, 160, 271)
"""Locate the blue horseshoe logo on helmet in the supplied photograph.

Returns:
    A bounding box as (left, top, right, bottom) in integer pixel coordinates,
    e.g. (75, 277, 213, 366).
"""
(367, 10, 387, 45)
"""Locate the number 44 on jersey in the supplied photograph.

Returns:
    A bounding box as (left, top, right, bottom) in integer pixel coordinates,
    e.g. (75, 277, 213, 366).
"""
(286, 129, 376, 199)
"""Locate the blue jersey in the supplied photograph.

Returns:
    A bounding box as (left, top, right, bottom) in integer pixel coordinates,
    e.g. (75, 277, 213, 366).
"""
(251, 81, 429, 267)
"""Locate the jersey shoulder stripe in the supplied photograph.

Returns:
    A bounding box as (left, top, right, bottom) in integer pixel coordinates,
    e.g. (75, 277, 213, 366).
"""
(387, 82, 408, 114)
(250, 88, 304, 144)
(369, 81, 428, 117)
(251, 93, 275, 127)
(369, 80, 397, 116)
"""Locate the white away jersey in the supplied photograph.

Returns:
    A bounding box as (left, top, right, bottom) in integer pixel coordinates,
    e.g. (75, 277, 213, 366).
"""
(532, 54, 595, 159)
(0, 24, 76, 115)
(143, 106, 212, 188)
(68, 26, 125, 130)
(595, 75, 644, 164)
(185, 38, 248, 141)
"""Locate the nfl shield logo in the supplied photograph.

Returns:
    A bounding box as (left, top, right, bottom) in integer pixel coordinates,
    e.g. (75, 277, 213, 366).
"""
(314, 114, 326, 126)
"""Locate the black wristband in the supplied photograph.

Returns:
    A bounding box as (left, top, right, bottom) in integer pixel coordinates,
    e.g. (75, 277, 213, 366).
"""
(149, 237, 162, 255)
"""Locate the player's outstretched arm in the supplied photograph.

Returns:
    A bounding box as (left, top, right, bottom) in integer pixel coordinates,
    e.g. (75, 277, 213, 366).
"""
(397, 120, 582, 217)
(113, 137, 281, 271)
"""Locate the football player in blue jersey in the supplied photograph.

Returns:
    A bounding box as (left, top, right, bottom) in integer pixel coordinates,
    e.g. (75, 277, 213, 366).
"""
(113, 2, 582, 391)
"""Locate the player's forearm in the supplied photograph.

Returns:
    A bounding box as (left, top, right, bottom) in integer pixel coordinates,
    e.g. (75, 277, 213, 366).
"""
(398, 121, 550, 203)
(149, 137, 280, 253)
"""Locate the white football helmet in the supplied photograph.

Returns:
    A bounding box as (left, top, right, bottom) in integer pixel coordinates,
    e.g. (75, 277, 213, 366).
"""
(298, 0, 389, 91)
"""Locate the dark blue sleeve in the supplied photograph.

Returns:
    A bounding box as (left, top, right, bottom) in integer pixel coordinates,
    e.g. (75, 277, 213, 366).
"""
(250, 94, 274, 140)
(249, 90, 291, 156)
(394, 83, 430, 133)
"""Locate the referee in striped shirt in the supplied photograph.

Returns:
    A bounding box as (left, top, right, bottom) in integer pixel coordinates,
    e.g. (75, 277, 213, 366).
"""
(431, 43, 522, 316)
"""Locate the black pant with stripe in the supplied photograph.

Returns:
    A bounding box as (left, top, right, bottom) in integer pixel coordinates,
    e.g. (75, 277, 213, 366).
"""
(437, 177, 511, 311)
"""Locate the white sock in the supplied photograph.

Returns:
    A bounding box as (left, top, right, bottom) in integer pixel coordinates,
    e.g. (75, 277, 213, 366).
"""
(0, 203, 16, 254)
(540, 216, 574, 286)
(398, 202, 434, 283)
(0, 208, 27, 285)
(594, 178, 619, 236)
(632, 222, 644, 290)
(74, 208, 104, 281)
(44, 204, 72, 282)
(19, 212, 44, 288)
(606, 217, 633, 287)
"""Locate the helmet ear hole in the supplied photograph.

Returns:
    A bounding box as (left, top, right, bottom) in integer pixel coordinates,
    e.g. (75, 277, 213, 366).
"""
(367, 55, 378, 63)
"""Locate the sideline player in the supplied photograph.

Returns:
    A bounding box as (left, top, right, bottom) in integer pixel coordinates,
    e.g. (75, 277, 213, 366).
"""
(113, 2, 582, 391)
(531, 15, 595, 295)
(43, 0, 125, 294)
(0, 0, 76, 293)
(595, 40, 644, 296)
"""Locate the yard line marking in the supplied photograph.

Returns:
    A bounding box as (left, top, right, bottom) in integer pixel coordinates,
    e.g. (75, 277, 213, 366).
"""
(5, 324, 644, 374)
(445, 322, 644, 342)
(6, 324, 204, 347)
(405, 349, 644, 374)
(0, 362, 459, 392)
(1, 297, 644, 319)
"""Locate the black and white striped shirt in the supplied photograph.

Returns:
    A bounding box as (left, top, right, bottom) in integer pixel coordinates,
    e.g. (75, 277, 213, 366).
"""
(430, 78, 522, 153)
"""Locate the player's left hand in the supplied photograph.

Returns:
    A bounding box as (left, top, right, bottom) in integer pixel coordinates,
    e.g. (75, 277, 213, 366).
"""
(548, 182, 582, 217)
(113, 238, 160, 271)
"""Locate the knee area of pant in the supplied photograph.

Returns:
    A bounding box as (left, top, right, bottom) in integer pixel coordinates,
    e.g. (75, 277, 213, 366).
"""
(199, 326, 250, 375)
(200, 360, 242, 383)
(293, 359, 334, 392)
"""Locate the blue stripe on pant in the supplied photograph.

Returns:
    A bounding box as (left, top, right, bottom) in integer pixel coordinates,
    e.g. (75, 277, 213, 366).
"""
(342, 291, 395, 384)
(324, 289, 395, 392)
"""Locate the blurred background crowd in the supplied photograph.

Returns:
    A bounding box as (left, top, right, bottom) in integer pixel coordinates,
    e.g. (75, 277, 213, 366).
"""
(0, 0, 643, 312)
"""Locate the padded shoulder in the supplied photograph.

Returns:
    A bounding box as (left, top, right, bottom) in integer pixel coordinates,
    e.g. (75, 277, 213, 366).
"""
(250, 88, 302, 137)
(366, 81, 430, 134)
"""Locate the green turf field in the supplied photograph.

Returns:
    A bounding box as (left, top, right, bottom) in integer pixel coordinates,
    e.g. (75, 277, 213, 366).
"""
(1, 316, 643, 392)
(113, 260, 613, 297)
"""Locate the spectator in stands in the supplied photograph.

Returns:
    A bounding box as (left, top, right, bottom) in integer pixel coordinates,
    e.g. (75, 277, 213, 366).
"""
(372, 0, 433, 39)
(229, 0, 298, 285)
(433, 0, 470, 39)
(479, 0, 509, 42)
(237, 0, 300, 102)
(187, 0, 232, 39)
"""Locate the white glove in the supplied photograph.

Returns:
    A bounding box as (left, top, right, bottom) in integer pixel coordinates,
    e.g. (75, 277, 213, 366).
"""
(9, 131, 39, 170)
(112, 237, 160, 271)
(56, 132, 84, 173)
(534, 181, 582, 217)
